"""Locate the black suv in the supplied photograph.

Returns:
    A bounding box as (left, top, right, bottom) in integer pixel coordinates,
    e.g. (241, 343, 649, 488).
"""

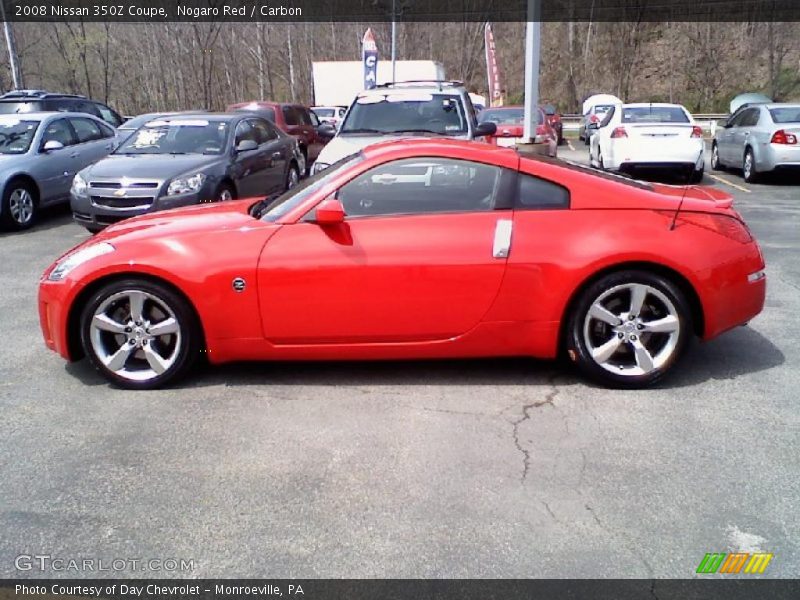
(0, 90, 123, 127)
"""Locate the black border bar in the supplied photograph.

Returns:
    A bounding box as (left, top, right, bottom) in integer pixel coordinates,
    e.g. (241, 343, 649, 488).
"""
(3, 579, 800, 600)
(2, 0, 799, 22)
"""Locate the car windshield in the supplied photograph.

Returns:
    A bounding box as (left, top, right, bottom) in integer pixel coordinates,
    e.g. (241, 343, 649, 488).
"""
(769, 107, 800, 123)
(479, 108, 542, 125)
(119, 114, 164, 131)
(622, 106, 689, 123)
(314, 108, 335, 118)
(115, 119, 230, 155)
(341, 93, 467, 135)
(0, 118, 38, 153)
(258, 152, 364, 222)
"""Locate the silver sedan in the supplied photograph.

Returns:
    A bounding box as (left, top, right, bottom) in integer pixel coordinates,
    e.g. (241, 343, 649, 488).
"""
(711, 103, 800, 183)
(0, 112, 118, 230)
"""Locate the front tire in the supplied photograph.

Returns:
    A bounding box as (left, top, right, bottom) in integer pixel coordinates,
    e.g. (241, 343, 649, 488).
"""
(215, 183, 235, 202)
(566, 270, 691, 388)
(710, 142, 723, 171)
(80, 279, 201, 389)
(285, 163, 300, 191)
(1, 179, 37, 231)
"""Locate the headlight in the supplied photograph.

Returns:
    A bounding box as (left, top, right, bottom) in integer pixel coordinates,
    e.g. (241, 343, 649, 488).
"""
(48, 242, 115, 281)
(166, 173, 206, 196)
(71, 173, 88, 196)
(311, 162, 330, 175)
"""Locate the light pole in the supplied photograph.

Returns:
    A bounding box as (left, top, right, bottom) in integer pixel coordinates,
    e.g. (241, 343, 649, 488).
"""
(0, 1, 24, 89)
(391, 0, 397, 82)
(522, 0, 542, 143)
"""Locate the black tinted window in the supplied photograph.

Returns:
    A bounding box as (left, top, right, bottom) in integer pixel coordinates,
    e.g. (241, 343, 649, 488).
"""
(41, 118, 75, 147)
(69, 117, 103, 143)
(741, 108, 760, 127)
(516, 173, 570, 210)
(44, 99, 78, 112)
(282, 106, 301, 126)
(337, 158, 500, 218)
(250, 118, 276, 143)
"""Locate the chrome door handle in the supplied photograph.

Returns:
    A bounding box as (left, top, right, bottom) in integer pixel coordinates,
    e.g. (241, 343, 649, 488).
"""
(492, 219, 513, 258)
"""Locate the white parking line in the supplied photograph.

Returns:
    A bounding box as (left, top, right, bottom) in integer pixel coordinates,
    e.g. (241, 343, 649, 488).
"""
(707, 173, 751, 193)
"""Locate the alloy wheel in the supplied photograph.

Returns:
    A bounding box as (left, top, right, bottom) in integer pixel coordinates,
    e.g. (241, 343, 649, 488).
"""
(582, 283, 681, 377)
(218, 188, 233, 202)
(9, 188, 34, 225)
(287, 168, 299, 190)
(88, 290, 182, 383)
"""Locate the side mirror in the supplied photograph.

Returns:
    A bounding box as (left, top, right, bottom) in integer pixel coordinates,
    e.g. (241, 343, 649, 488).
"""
(474, 121, 497, 137)
(42, 140, 64, 152)
(317, 122, 336, 139)
(314, 198, 345, 225)
(587, 122, 600, 130)
(236, 139, 259, 152)
(718, 119, 730, 129)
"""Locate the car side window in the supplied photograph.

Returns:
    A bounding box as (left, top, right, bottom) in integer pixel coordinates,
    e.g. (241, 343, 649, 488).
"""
(741, 108, 760, 127)
(234, 120, 256, 145)
(336, 157, 501, 218)
(44, 99, 78, 113)
(516, 172, 570, 210)
(96, 104, 122, 127)
(282, 106, 299, 126)
(41, 118, 75, 148)
(309, 110, 320, 127)
(69, 117, 104, 143)
(250, 118, 276, 143)
(727, 110, 747, 128)
(97, 121, 116, 139)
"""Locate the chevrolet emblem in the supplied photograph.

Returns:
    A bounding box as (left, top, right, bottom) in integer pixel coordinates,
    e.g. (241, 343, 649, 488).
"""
(114, 189, 127, 197)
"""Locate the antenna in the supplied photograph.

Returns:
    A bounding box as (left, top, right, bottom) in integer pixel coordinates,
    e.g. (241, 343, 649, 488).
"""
(669, 169, 694, 231)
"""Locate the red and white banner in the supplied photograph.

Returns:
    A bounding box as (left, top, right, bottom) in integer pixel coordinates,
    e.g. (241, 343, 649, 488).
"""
(484, 23, 505, 107)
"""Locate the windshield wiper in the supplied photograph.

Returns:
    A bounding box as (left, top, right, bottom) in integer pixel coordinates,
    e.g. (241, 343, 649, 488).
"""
(389, 129, 444, 135)
(340, 128, 386, 134)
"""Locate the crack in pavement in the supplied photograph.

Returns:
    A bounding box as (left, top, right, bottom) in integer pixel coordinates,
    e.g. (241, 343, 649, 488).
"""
(511, 373, 561, 482)
(585, 503, 656, 580)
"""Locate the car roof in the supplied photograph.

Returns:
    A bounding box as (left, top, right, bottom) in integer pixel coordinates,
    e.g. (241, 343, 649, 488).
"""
(142, 112, 241, 123)
(0, 111, 103, 121)
(622, 103, 687, 108)
(357, 85, 465, 98)
(764, 103, 800, 109)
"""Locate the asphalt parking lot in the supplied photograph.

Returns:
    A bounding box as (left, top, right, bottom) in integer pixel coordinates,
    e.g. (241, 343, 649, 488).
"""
(0, 144, 797, 579)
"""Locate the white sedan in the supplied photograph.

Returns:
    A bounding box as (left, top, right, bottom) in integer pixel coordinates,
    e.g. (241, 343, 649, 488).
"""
(589, 103, 705, 182)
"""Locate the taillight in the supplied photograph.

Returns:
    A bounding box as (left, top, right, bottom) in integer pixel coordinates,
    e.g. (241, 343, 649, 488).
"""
(771, 129, 798, 144)
(610, 126, 627, 138)
(691, 126, 703, 138)
(675, 212, 753, 244)
(589, 114, 599, 123)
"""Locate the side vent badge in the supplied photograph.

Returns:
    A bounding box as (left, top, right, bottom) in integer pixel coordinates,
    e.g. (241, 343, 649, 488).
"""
(232, 277, 246, 292)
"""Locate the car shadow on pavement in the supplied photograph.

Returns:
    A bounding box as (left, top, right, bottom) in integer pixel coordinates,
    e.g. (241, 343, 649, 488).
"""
(64, 325, 783, 391)
(0, 204, 74, 236)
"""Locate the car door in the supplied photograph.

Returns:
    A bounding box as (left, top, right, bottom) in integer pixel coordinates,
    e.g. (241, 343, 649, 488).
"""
(257, 156, 513, 344)
(251, 118, 286, 194)
(734, 108, 760, 164)
(231, 119, 269, 198)
(719, 109, 747, 163)
(67, 117, 116, 167)
(33, 118, 79, 204)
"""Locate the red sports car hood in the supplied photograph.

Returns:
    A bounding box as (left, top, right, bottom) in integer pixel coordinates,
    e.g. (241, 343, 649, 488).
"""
(92, 200, 262, 245)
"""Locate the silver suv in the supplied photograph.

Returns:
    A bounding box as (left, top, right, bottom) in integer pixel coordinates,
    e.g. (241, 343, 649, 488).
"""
(311, 81, 496, 174)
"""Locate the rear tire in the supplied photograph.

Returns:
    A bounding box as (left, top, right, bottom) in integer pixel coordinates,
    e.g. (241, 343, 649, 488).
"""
(79, 278, 201, 390)
(742, 148, 758, 183)
(285, 163, 300, 192)
(566, 270, 691, 389)
(1, 179, 37, 231)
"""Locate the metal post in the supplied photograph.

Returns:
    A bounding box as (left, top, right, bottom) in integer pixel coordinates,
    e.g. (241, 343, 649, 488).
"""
(522, 0, 541, 143)
(0, 2, 24, 89)
(391, 0, 397, 82)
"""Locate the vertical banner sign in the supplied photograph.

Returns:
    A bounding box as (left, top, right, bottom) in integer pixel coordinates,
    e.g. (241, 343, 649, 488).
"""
(484, 23, 505, 107)
(362, 28, 378, 90)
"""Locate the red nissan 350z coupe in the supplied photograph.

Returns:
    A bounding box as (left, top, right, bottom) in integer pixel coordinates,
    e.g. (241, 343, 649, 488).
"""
(38, 139, 766, 390)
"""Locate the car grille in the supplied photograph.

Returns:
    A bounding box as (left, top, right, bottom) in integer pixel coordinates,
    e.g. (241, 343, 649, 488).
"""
(90, 195, 155, 210)
(89, 181, 159, 189)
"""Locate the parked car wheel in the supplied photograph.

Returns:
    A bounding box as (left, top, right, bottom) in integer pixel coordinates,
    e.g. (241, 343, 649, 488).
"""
(215, 184, 235, 202)
(80, 278, 201, 390)
(710, 143, 723, 171)
(742, 148, 758, 183)
(566, 270, 691, 388)
(1, 179, 37, 231)
(690, 165, 704, 184)
(285, 163, 300, 191)
(84, 225, 104, 235)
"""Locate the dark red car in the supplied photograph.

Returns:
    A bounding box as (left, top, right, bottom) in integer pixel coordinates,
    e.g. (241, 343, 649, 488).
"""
(478, 106, 558, 157)
(39, 139, 765, 390)
(543, 104, 564, 145)
(227, 101, 327, 173)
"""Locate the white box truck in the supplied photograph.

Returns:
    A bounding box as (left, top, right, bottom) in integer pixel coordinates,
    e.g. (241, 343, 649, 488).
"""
(312, 60, 446, 107)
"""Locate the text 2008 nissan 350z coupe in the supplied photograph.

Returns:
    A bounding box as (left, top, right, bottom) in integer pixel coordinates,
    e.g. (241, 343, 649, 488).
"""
(40, 139, 765, 390)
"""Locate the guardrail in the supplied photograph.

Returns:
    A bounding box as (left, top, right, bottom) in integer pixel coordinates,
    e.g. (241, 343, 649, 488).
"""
(560, 113, 727, 135)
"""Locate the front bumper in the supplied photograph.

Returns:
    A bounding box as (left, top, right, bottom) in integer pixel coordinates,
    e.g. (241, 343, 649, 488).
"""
(71, 190, 207, 229)
(38, 276, 81, 360)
